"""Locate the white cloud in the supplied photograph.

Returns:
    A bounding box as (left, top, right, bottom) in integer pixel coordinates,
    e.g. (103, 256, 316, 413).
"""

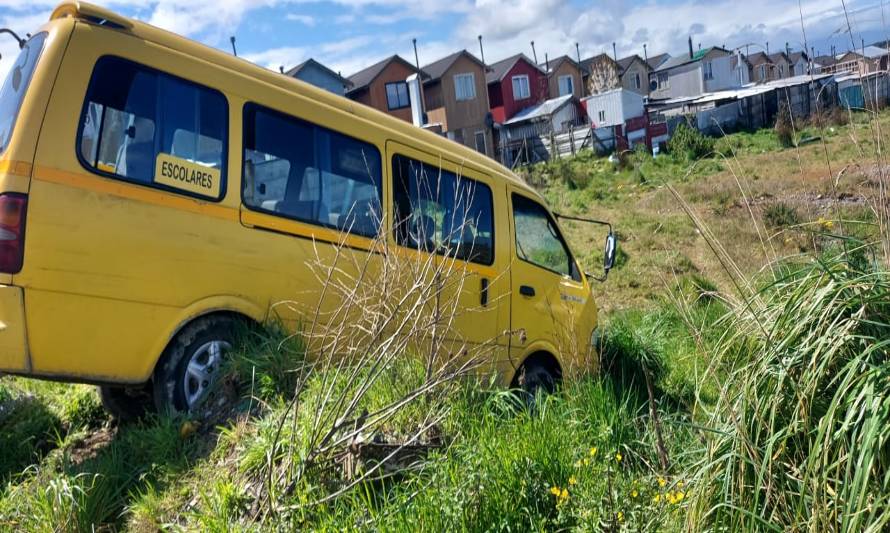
(285, 13, 315, 26)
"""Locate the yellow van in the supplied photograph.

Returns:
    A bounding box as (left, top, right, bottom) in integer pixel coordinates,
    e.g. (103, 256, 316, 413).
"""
(0, 2, 616, 418)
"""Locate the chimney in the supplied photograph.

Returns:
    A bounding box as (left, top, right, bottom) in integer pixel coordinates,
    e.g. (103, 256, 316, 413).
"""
(545, 53, 550, 72)
(478, 35, 486, 65)
(531, 41, 538, 64)
(406, 74, 423, 127)
(688, 36, 694, 59)
(643, 43, 648, 62)
(786, 42, 790, 56)
(766, 41, 770, 55)
(575, 42, 581, 65)
(612, 42, 617, 61)
(279, 66, 284, 74)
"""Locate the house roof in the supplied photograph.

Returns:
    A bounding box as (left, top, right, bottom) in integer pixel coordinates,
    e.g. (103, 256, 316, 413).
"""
(540, 55, 587, 76)
(616, 54, 649, 75)
(654, 47, 729, 72)
(503, 94, 575, 126)
(768, 52, 790, 64)
(486, 53, 543, 84)
(788, 51, 809, 63)
(813, 55, 837, 66)
(861, 45, 889, 59)
(746, 52, 770, 66)
(346, 55, 426, 95)
(646, 53, 671, 69)
(422, 49, 486, 83)
(285, 58, 352, 89)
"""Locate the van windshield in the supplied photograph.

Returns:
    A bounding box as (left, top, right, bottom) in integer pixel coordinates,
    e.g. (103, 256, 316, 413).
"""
(0, 32, 47, 155)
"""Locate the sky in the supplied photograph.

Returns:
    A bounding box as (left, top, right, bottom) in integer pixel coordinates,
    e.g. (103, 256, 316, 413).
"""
(2, 0, 890, 81)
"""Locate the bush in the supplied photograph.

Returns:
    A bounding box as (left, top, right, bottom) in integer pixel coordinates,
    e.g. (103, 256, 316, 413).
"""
(775, 104, 795, 148)
(667, 122, 714, 160)
(762, 201, 800, 228)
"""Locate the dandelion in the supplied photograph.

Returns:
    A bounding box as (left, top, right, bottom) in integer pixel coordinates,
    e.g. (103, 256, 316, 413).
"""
(677, 480, 685, 488)
(589, 446, 598, 457)
(569, 476, 578, 486)
(657, 477, 666, 488)
(675, 491, 685, 503)
(583, 458, 590, 466)
(617, 511, 624, 523)
(653, 494, 661, 503)
(614, 451, 623, 462)
(631, 489, 638, 498)
(550, 486, 561, 497)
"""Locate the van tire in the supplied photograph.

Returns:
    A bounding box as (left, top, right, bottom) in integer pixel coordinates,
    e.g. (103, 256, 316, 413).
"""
(513, 357, 560, 408)
(152, 315, 238, 415)
(98, 384, 153, 422)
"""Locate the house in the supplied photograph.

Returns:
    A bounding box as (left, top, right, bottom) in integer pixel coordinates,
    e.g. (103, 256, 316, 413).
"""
(821, 49, 885, 75)
(730, 54, 753, 85)
(646, 53, 671, 70)
(285, 58, 352, 95)
(541, 55, 586, 99)
(422, 50, 493, 155)
(582, 88, 659, 151)
(580, 53, 621, 95)
(497, 94, 584, 166)
(649, 40, 739, 99)
(745, 52, 776, 83)
(787, 51, 810, 77)
(616, 55, 652, 95)
(486, 53, 548, 123)
(346, 55, 427, 122)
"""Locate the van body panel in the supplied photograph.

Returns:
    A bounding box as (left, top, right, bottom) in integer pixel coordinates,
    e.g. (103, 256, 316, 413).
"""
(5, 4, 601, 387)
(0, 285, 29, 372)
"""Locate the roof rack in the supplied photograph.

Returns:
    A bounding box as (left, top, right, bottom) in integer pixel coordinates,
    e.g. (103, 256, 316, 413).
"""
(50, 1, 133, 31)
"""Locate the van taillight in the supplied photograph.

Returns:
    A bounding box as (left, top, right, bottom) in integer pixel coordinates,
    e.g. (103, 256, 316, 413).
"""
(0, 194, 27, 274)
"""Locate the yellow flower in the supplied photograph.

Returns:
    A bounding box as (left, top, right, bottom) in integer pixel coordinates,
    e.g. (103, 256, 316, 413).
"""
(561, 488, 569, 500)
(653, 494, 661, 503)
(658, 477, 666, 488)
(589, 446, 598, 457)
(615, 451, 623, 462)
(569, 476, 578, 486)
(617, 511, 624, 523)
(677, 480, 685, 488)
(631, 489, 638, 498)
(675, 491, 685, 503)
(550, 486, 561, 497)
(583, 458, 590, 466)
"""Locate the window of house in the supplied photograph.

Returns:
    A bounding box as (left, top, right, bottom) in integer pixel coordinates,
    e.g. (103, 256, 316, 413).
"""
(512, 193, 579, 280)
(558, 75, 574, 96)
(512, 75, 531, 100)
(454, 73, 476, 101)
(703, 61, 714, 81)
(759, 65, 766, 78)
(597, 110, 606, 123)
(242, 103, 383, 237)
(474, 131, 486, 155)
(778, 65, 785, 77)
(392, 154, 494, 265)
(77, 56, 228, 201)
(657, 72, 669, 90)
(634, 72, 642, 89)
(385, 81, 411, 110)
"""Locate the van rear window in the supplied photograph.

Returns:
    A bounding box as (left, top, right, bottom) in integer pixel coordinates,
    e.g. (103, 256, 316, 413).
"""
(77, 56, 228, 201)
(0, 33, 47, 155)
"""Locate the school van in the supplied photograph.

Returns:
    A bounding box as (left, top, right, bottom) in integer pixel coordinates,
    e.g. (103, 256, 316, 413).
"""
(0, 2, 616, 417)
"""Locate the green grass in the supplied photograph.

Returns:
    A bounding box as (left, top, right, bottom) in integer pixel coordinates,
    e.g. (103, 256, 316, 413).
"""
(2, 111, 889, 530)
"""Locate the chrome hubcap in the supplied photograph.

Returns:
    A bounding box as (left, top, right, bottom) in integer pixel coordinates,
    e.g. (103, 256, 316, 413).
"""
(183, 340, 230, 408)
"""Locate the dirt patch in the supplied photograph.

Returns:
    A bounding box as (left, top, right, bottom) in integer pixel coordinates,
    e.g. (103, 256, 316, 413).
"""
(67, 425, 118, 465)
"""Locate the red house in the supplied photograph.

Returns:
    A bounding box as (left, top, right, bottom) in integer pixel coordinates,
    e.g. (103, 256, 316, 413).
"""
(486, 54, 548, 124)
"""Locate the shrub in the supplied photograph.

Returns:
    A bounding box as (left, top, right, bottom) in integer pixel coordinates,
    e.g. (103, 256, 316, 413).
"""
(775, 104, 795, 148)
(762, 201, 800, 228)
(667, 122, 714, 161)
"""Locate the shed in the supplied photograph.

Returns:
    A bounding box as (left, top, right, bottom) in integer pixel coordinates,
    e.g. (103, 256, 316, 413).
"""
(581, 89, 645, 128)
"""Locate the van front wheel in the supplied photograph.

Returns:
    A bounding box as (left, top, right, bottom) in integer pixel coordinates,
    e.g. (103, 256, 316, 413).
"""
(98, 384, 153, 421)
(152, 316, 237, 415)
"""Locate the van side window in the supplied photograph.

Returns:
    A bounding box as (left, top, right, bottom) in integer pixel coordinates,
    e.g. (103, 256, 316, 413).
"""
(77, 56, 228, 201)
(392, 154, 494, 265)
(512, 194, 579, 280)
(242, 104, 382, 238)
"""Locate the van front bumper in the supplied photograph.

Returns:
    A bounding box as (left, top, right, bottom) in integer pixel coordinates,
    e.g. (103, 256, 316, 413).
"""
(0, 285, 29, 373)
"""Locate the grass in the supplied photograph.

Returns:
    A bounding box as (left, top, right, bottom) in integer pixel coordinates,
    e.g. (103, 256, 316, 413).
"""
(2, 108, 889, 530)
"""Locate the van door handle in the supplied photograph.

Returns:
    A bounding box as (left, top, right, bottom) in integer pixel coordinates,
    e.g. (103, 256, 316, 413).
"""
(480, 278, 489, 307)
(519, 285, 536, 297)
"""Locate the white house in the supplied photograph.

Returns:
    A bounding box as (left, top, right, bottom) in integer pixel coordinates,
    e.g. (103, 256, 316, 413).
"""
(649, 40, 742, 100)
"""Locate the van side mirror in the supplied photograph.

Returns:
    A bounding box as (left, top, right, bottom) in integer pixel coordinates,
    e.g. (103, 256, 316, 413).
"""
(603, 233, 617, 276)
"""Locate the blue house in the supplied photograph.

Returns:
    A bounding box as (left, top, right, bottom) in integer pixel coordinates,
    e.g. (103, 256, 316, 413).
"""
(285, 58, 352, 95)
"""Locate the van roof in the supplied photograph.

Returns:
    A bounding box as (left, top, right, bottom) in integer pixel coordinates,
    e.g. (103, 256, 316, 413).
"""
(47, 1, 535, 194)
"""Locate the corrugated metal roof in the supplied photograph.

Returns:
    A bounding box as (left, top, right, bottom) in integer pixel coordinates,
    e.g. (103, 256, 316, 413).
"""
(655, 47, 729, 72)
(503, 94, 575, 125)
